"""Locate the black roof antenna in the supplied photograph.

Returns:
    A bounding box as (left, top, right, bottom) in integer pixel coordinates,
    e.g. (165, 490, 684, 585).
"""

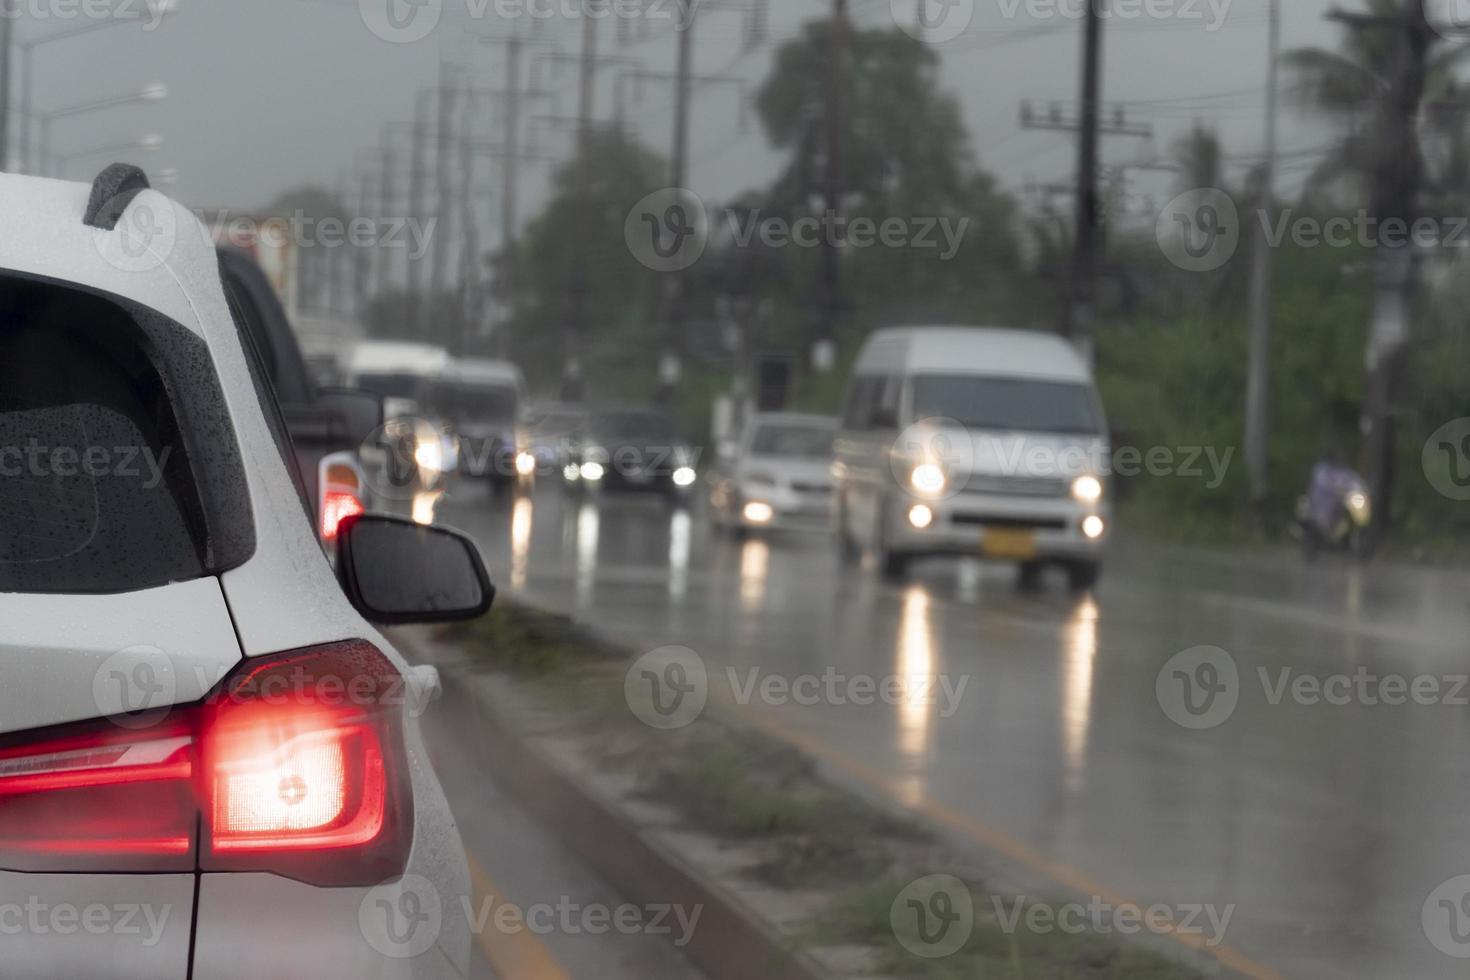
(84, 163, 151, 231)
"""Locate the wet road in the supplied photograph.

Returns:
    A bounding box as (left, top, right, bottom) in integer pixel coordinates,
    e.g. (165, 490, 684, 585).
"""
(429, 480, 1470, 980)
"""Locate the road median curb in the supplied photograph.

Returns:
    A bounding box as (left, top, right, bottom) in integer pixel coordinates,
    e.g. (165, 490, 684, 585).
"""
(396, 624, 832, 980)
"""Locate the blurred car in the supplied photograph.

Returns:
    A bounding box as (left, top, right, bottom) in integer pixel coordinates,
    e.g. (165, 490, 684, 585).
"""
(344, 341, 458, 491)
(429, 358, 527, 491)
(0, 165, 480, 978)
(833, 326, 1110, 587)
(709, 413, 838, 535)
(217, 245, 381, 548)
(524, 401, 589, 476)
(562, 406, 698, 500)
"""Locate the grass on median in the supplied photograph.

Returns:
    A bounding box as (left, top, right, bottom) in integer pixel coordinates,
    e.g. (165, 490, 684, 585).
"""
(812, 879, 1203, 980)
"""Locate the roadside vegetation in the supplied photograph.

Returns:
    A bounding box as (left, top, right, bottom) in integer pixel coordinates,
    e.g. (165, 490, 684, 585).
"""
(447, 602, 1206, 979)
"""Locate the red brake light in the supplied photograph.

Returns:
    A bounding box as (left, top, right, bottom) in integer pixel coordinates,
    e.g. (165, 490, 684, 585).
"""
(321, 489, 366, 541)
(199, 641, 412, 885)
(0, 641, 413, 886)
(0, 720, 197, 872)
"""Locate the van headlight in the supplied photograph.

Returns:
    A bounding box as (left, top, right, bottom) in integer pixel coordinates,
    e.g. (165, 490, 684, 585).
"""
(414, 438, 444, 473)
(1071, 474, 1103, 504)
(910, 463, 947, 496)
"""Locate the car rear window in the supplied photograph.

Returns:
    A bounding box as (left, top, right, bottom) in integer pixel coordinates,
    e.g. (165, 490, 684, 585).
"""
(0, 275, 254, 593)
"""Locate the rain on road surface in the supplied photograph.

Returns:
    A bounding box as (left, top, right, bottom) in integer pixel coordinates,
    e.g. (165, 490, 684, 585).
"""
(423, 481, 1470, 980)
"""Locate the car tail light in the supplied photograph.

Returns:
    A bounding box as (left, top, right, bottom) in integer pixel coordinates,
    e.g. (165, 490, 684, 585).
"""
(0, 641, 413, 886)
(322, 488, 366, 541)
(0, 718, 197, 873)
(321, 461, 366, 542)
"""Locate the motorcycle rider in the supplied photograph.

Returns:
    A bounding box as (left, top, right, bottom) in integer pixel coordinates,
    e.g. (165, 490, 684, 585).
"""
(1306, 446, 1360, 538)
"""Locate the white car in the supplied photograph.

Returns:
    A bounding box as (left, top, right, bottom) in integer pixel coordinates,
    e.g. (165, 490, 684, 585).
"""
(709, 413, 838, 534)
(0, 166, 480, 978)
(833, 326, 1110, 587)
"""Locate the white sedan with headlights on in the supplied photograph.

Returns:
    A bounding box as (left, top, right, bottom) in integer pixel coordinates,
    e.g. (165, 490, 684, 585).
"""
(709, 413, 838, 535)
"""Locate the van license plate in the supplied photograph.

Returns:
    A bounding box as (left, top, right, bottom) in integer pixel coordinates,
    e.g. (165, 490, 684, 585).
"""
(982, 528, 1037, 560)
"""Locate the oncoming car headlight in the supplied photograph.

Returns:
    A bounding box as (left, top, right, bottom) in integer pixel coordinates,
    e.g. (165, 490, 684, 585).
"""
(910, 463, 947, 496)
(1071, 474, 1104, 504)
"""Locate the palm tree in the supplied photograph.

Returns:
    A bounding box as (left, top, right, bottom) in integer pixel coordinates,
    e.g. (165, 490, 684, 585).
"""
(1282, 0, 1470, 203)
(1280, 0, 1469, 535)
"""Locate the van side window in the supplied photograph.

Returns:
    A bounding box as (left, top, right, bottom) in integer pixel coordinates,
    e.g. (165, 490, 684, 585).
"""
(843, 377, 877, 430)
(872, 376, 903, 429)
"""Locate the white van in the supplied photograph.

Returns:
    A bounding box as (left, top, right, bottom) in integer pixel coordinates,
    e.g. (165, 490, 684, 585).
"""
(832, 326, 1110, 588)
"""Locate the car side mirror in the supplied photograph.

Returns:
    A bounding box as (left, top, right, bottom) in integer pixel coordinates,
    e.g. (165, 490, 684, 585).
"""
(317, 387, 385, 447)
(336, 515, 494, 625)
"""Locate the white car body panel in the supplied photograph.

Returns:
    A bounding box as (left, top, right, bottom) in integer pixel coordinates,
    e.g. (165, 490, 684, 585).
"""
(0, 872, 195, 979)
(0, 578, 239, 736)
(0, 175, 472, 977)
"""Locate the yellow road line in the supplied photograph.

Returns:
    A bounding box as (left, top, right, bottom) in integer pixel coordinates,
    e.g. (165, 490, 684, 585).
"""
(465, 852, 572, 980)
(734, 708, 1290, 980)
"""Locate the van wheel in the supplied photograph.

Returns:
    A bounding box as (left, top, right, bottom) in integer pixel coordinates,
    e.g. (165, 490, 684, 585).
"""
(1067, 561, 1101, 592)
(874, 503, 909, 580)
(1018, 561, 1045, 592)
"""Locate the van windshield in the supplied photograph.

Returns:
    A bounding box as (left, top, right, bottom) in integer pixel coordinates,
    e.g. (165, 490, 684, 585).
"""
(911, 375, 1101, 435)
(432, 384, 517, 425)
(355, 372, 427, 403)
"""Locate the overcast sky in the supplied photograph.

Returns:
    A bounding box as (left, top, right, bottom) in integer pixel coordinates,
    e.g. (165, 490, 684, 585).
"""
(20, 0, 1352, 226)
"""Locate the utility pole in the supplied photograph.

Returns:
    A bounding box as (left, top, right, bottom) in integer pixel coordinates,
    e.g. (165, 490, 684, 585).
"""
(814, 0, 849, 376)
(1327, 0, 1434, 540)
(1244, 0, 1280, 514)
(429, 60, 459, 337)
(406, 89, 434, 323)
(657, 8, 696, 404)
(564, 5, 606, 399)
(377, 145, 397, 300)
(1067, 0, 1104, 360)
(499, 35, 523, 358)
(0, 1, 14, 170)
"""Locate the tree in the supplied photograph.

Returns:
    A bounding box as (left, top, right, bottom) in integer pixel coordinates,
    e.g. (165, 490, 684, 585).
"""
(745, 21, 1031, 378)
(1281, 0, 1470, 535)
(493, 125, 670, 394)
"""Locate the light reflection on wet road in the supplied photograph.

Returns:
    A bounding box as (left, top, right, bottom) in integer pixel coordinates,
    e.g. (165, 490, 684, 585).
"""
(430, 481, 1470, 980)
